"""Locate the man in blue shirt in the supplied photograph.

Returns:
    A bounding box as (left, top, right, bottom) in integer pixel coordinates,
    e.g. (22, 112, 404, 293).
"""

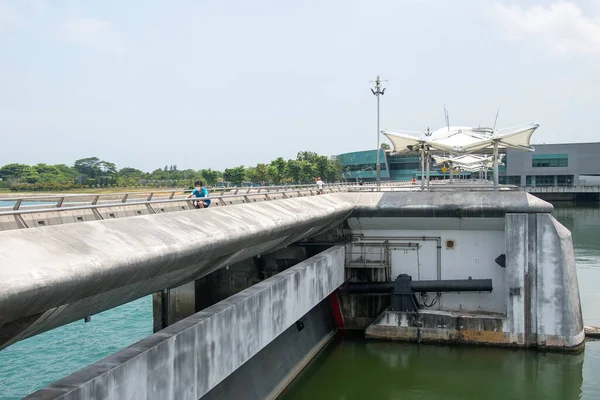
(186, 180, 211, 208)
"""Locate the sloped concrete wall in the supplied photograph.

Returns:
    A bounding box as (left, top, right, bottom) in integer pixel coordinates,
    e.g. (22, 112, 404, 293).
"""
(0, 195, 354, 349)
(25, 246, 345, 400)
(203, 299, 335, 400)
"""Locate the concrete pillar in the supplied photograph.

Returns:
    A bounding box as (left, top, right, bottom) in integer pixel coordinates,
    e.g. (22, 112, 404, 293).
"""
(505, 213, 584, 349)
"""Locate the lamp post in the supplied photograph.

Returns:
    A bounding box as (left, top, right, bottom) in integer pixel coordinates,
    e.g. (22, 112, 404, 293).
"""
(371, 76, 386, 190)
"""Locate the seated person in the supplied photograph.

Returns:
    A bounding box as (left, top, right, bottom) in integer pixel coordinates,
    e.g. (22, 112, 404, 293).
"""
(186, 180, 211, 208)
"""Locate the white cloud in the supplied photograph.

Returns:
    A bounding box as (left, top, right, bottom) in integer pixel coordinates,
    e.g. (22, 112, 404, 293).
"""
(491, 2, 600, 55)
(58, 17, 125, 53)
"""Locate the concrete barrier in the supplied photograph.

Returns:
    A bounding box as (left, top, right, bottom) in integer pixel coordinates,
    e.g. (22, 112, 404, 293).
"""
(25, 246, 345, 400)
(0, 195, 354, 349)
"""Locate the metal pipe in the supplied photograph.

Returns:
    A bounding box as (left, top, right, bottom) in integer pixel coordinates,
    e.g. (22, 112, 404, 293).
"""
(426, 149, 431, 190)
(342, 278, 492, 293)
(420, 147, 425, 190)
(412, 279, 492, 292)
(493, 140, 499, 191)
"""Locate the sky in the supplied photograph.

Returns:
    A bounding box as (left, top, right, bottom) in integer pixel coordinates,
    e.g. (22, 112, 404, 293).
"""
(1, 0, 599, 172)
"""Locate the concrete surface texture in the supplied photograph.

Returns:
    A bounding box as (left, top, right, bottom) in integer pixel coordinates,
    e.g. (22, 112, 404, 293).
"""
(340, 190, 553, 218)
(203, 299, 335, 400)
(347, 194, 583, 350)
(505, 213, 584, 349)
(0, 191, 576, 351)
(25, 246, 345, 400)
(0, 195, 354, 349)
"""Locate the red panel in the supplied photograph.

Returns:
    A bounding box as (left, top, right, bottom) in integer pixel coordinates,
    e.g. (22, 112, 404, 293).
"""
(328, 292, 344, 331)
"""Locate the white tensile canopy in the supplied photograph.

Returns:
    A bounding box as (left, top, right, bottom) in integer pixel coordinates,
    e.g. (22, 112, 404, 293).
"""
(381, 124, 539, 154)
(381, 123, 539, 189)
(433, 154, 505, 179)
(432, 154, 505, 168)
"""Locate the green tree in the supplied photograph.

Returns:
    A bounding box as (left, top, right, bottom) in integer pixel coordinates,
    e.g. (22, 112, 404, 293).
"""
(98, 161, 117, 175)
(244, 166, 257, 183)
(74, 157, 102, 178)
(297, 151, 319, 163)
(286, 160, 302, 183)
(300, 160, 315, 183)
(381, 143, 390, 150)
(0, 163, 36, 182)
(223, 166, 246, 185)
(201, 169, 219, 185)
(268, 157, 287, 184)
(118, 167, 144, 177)
(254, 163, 268, 184)
(314, 155, 329, 179)
(326, 158, 343, 182)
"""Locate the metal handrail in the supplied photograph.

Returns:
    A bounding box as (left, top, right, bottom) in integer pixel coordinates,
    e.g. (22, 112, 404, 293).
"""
(0, 186, 348, 217)
(0, 183, 356, 211)
(0, 181, 524, 219)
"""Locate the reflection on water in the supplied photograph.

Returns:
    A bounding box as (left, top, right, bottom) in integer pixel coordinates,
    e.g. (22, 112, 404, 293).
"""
(283, 204, 600, 400)
(281, 335, 600, 400)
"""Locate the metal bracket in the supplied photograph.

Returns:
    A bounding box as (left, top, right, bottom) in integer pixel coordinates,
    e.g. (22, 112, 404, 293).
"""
(389, 274, 419, 313)
(495, 254, 506, 268)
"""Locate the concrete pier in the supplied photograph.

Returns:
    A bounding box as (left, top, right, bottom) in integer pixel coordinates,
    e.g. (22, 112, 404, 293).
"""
(0, 188, 587, 398)
(337, 191, 585, 351)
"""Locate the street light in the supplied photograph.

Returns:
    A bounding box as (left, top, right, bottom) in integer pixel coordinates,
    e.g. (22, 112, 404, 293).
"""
(371, 75, 386, 189)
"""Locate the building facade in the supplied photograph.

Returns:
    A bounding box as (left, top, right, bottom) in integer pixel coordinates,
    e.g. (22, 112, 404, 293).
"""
(336, 142, 600, 187)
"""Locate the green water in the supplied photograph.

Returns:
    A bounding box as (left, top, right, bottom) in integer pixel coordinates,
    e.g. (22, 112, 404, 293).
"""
(281, 204, 600, 400)
(280, 336, 600, 400)
(0, 204, 599, 399)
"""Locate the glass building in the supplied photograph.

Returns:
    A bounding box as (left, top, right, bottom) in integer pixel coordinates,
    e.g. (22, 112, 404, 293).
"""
(336, 142, 600, 187)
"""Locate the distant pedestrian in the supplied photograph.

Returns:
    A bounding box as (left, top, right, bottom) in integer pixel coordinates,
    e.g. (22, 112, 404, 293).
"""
(411, 177, 417, 185)
(187, 180, 211, 208)
(358, 178, 364, 186)
(316, 177, 325, 194)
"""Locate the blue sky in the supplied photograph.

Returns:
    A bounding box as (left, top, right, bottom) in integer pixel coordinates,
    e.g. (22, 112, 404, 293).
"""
(1, 0, 599, 171)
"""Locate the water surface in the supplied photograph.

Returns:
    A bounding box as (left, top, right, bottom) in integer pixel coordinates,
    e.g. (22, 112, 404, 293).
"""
(0, 204, 598, 399)
(281, 204, 600, 400)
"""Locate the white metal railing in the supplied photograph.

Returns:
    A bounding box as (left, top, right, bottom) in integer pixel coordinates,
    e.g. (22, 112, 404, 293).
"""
(523, 185, 600, 193)
(0, 184, 354, 229)
(0, 183, 356, 211)
(0, 181, 527, 231)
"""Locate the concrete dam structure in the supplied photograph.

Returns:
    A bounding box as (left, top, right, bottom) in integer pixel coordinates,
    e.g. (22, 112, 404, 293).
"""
(0, 189, 584, 399)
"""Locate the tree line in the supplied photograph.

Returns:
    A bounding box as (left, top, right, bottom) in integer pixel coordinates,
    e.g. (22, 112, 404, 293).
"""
(0, 152, 344, 191)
